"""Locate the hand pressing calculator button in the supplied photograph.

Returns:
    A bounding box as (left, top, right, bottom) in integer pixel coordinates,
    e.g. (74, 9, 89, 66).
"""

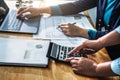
(47, 42, 87, 62)
(58, 46, 87, 61)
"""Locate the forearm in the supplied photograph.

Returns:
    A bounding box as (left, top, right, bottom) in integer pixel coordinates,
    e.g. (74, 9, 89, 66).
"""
(53, 0, 97, 15)
(39, 0, 97, 16)
(96, 61, 117, 76)
(38, 7, 51, 14)
(98, 30, 120, 47)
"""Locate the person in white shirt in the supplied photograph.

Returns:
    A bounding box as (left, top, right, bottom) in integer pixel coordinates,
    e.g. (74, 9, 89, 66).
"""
(64, 27, 120, 77)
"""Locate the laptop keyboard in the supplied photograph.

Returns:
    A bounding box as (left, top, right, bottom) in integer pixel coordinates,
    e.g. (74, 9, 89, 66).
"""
(4, 10, 23, 30)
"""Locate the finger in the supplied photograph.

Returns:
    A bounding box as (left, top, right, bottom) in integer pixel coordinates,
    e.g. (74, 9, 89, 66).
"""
(72, 57, 83, 60)
(70, 59, 78, 64)
(17, 8, 28, 18)
(81, 48, 96, 54)
(64, 57, 75, 62)
(17, 7, 27, 14)
(68, 22, 76, 25)
(58, 23, 67, 27)
(72, 67, 78, 71)
(71, 64, 78, 68)
(22, 12, 32, 19)
(68, 46, 81, 55)
(70, 57, 84, 64)
(59, 27, 68, 34)
(59, 25, 68, 30)
(72, 68, 79, 74)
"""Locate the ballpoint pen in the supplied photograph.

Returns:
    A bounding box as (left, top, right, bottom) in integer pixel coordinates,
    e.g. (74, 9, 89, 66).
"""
(56, 22, 76, 32)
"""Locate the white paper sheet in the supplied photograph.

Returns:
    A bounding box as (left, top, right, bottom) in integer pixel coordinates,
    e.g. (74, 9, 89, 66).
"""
(33, 12, 94, 40)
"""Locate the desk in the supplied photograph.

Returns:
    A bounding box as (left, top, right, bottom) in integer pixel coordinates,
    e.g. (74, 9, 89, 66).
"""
(0, 0, 119, 80)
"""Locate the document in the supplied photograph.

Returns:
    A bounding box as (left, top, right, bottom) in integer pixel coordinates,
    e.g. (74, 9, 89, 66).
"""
(0, 38, 50, 67)
(33, 12, 94, 41)
(33, 12, 95, 47)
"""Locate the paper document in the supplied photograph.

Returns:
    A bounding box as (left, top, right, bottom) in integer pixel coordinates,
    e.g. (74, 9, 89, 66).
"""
(33, 12, 94, 40)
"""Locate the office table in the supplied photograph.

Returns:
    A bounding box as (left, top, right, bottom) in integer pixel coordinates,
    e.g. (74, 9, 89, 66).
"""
(0, 0, 119, 80)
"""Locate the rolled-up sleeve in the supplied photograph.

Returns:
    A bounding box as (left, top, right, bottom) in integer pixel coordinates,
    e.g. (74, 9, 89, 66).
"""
(111, 57, 120, 75)
(88, 29, 97, 40)
(115, 26, 120, 34)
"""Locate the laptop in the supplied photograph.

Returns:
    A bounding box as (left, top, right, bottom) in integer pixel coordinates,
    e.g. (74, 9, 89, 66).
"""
(0, 37, 50, 67)
(0, 0, 40, 33)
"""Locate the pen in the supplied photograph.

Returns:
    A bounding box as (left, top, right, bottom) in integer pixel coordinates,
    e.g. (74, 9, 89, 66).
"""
(56, 22, 76, 32)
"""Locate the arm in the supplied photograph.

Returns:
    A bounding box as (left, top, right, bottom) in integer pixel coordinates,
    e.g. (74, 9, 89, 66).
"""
(17, 7, 51, 18)
(98, 27, 120, 47)
(64, 27, 120, 77)
(68, 26, 120, 55)
(52, 0, 97, 15)
(17, 0, 97, 18)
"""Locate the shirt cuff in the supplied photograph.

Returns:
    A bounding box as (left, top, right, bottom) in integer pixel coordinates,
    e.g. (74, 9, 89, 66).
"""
(50, 5, 62, 15)
(115, 25, 120, 34)
(111, 57, 120, 75)
(88, 29, 97, 40)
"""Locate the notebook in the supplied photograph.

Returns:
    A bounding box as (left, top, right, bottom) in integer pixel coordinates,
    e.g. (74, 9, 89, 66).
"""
(0, 38, 50, 67)
(0, 0, 40, 33)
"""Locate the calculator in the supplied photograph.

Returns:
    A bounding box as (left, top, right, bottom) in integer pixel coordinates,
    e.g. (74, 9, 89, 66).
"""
(47, 42, 87, 62)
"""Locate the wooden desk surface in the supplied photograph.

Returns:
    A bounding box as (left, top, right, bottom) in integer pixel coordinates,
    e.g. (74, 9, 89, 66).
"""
(0, 0, 119, 80)
(0, 48, 119, 80)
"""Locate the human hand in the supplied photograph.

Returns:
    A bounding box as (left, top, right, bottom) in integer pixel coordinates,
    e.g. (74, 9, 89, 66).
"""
(64, 57, 98, 77)
(68, 39, 102, 55)
(58, 23, 88, 37)
(17, 7, 41, 19)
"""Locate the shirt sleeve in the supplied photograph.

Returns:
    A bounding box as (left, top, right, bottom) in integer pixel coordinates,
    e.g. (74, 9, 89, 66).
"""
(111, 57, 120, 75)
(50, 5, 62, 15)
(50, 0, 97, 16)
(115, 25, 120, 34)
(88, 29, 97, 40)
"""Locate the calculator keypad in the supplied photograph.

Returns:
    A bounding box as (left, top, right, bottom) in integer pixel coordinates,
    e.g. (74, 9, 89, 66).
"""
(49, 43, 87, 62)
(58, 46, 81, 61)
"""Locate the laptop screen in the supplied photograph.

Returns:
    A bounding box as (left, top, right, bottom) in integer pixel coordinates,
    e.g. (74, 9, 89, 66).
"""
(0, 0, 9, 25)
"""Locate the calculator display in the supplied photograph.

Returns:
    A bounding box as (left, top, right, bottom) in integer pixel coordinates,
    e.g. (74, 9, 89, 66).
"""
(50, 43, 59, 58)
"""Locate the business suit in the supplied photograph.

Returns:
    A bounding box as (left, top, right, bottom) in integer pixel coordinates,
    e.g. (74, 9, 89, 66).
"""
(53, 0, 120, 60)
